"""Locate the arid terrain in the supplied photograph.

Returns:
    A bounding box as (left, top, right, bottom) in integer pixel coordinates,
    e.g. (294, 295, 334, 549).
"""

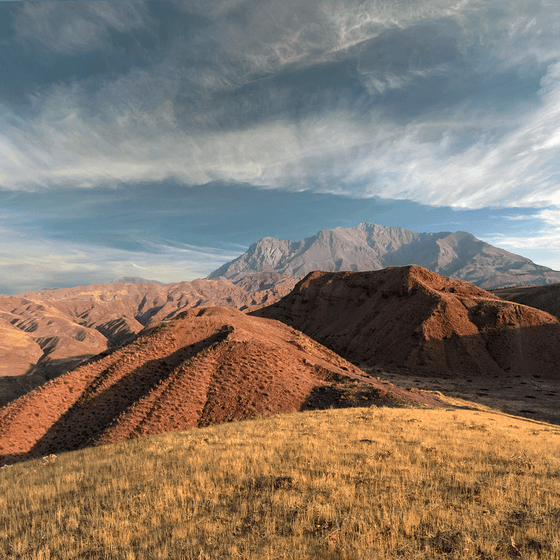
(3, 224, 560, 413)
(2, 264, 560, 464)
(2, 407, 559, 559)
(2, 262, 560, 558)
(0, 306, 444, 465)
(492, 283, 560, 320)
(0, 273, 297, 407)
(253, 266, 560, 378)
(253, 266, 560, 424)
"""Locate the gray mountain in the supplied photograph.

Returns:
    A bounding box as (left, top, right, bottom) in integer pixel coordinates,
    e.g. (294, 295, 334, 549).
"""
(208, 223, 560, 289)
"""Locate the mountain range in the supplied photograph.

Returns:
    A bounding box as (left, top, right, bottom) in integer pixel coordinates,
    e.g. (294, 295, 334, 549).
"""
(2, 222, 560, 417)
(209, 223, 560, 289)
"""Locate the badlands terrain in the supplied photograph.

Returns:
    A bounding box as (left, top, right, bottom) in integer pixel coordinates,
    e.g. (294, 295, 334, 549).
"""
(1, 233, 560, 557)
(1, 262, 560, 466)
(1, 223, 560, 463)
(0, 272, 297, 407)
(254, 266, 560, 425)
(0, 305, 444, 465)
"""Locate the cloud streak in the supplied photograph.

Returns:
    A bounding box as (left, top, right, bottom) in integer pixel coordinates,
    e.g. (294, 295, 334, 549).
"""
(0, 225, 241, 295)
(2, 65, 560, 211)
(2, 0, 560, 291)
(13, 1, 153, 54)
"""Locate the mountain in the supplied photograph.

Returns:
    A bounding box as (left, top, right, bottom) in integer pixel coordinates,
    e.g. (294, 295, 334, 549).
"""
(253, 266, 560, 379)
(209, 223, 560, 289)
(0, 274, 297, 407)
(0, 307, 444, 464)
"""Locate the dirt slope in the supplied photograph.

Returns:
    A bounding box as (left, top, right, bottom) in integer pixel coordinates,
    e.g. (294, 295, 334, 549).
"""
(0, 274, 298, 405)
(253, 266, 560, 378)
(0, 307, 443, 464)
(0, 319, 43, 377)
(492, 283, 560, 320)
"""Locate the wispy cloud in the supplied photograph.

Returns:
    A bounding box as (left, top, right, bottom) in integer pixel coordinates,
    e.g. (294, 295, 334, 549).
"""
(13, 1, 153, 54)
(0, 226, 240, 295)
(3, 68, 560, 211)
(481, 208, 560, 270)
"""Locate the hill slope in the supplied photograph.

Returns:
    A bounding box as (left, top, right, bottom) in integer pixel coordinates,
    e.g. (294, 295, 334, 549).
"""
(209, 223, 560, 288)
(2, 407, 559, 559)
(0, 307, 442, 464)
(0, 274, 297, 406)
(493, 283, 560, 320)
(253, 266, 560, 378)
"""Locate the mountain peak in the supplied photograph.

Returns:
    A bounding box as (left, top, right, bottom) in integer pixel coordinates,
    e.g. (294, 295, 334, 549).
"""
(208, 224, 560, 289)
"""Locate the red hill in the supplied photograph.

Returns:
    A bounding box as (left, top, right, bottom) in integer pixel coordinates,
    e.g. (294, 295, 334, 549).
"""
(0, 307, 443, 464)
(253, 266, 560, 378)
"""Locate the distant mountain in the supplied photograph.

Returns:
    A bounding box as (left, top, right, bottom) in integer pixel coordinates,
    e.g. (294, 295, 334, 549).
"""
(209, 223, 560, 289)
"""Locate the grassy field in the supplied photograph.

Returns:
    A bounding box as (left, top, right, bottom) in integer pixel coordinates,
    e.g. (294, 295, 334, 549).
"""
(1, 406, 560, 559)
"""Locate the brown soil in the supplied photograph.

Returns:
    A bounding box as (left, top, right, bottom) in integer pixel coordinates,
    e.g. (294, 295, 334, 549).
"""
(0, 274, 298, 406)
(0, 307, 444, 465)
(253, 266, 560, 379)
(492, 283, 560, 320)
(0, 319, 43, 377)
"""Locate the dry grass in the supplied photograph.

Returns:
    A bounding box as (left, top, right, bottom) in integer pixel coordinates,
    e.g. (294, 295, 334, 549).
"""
(1, 406, 560, 559)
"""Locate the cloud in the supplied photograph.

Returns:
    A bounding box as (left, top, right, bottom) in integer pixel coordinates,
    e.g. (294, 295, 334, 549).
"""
(2, 0, 560, 214)
(0, 226, 241, 295)
(3, 67, 560, 212)
(480, 208, 560, 270)
(12, 1, 153, 54)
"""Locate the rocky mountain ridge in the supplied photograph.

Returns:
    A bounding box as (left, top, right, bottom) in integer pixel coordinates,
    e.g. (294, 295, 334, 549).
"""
(209, 223, 560, 289)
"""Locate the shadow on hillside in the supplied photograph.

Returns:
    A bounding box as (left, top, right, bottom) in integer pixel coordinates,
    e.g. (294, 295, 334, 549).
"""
(301, 384, 407, 411)
(19, 330, 229, 460)
(0, 358, 87, 409)
(290, 319, 560, 425)
(0, 349, 121, 410)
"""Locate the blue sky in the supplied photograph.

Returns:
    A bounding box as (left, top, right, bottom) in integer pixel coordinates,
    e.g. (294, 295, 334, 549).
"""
(1, 0, 560, 294)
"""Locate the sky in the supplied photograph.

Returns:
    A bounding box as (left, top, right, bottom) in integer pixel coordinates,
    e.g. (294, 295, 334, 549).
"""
(1, 0, 560, 294)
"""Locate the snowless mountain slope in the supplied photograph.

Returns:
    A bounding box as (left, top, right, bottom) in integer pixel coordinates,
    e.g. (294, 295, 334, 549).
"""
(209, 223, 560, 289)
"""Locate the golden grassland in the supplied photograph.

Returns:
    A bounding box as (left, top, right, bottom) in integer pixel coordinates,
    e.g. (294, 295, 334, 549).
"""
(1, 406, 560, 560)
(0, 324, 33, 347)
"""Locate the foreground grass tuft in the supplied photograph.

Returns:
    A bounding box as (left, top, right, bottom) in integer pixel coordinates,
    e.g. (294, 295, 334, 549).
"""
(1, 407, 560, 559)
